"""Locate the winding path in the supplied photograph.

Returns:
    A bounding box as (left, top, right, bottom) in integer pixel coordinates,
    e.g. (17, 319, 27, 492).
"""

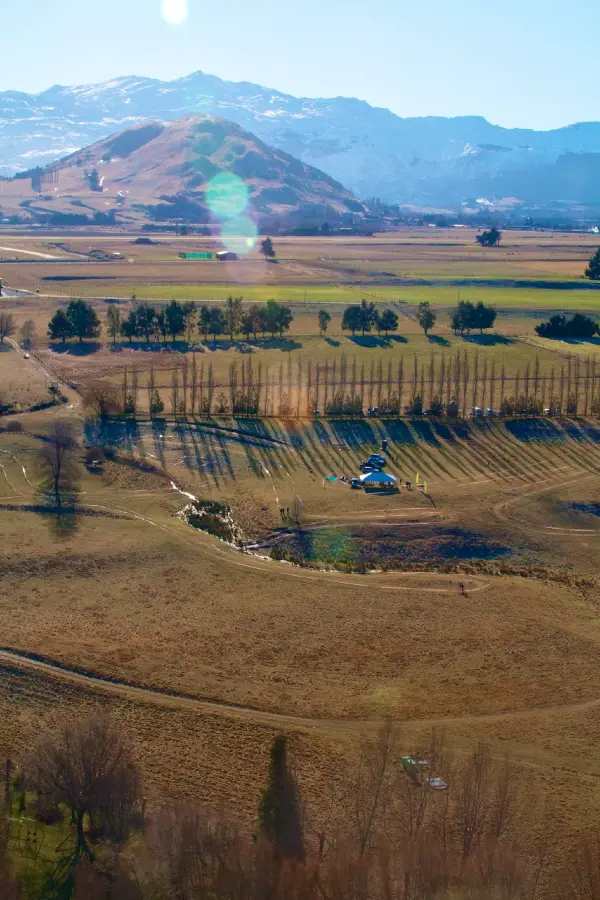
(2, 646, 600, 738)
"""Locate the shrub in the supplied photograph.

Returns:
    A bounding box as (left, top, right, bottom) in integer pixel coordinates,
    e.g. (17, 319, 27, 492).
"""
(446, 398, 460, 418)
(84, 446, 106, 467)
(405, 395, 423, 416)
(428, 396, 444, 417)
(535, 313, 598, 339)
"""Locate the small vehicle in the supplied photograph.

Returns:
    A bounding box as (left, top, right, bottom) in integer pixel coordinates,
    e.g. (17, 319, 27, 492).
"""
(360, 463, 380, 473)
(23, 353, 30, 359)
(368, 454, 386, 466)
(472, 406, 484, 418)
(427, 776, 449, 791)
(485, 407, 497, 417)
(350, 477, 362, 489)
(367, 407, 380, 417)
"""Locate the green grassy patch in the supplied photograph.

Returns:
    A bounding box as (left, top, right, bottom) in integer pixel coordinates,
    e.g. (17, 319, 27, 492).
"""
(89, 283, 600, 311)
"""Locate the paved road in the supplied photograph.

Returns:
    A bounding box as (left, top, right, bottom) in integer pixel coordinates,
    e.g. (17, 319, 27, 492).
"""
(0, 246, 57, 259)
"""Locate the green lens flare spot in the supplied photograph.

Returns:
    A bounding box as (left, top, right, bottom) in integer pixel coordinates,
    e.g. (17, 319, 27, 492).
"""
(220, 217, 258, 255)
(206, 173, 250, 219)
(311, 526, 357, 565)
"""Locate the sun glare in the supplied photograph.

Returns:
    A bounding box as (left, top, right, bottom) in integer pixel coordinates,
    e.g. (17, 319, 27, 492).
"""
(160, 0, 189, 25)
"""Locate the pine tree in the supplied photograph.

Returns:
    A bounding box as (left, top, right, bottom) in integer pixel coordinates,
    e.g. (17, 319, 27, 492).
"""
(258, 735, 304, 860)
(585, 247, 600, 280)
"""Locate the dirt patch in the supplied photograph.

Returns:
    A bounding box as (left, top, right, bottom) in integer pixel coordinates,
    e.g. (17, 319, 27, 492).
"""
(229, 487, 275, 542)
(100, 456, 170, 492)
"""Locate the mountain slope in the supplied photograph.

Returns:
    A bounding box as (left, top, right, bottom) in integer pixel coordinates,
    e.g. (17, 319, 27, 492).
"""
(1, 71, 600, 210)
(0, 116, 367, 226)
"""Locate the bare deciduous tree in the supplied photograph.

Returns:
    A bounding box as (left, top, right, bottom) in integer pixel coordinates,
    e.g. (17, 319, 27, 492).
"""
(352, 721, 399, 855)
(28, 713, 141, 862)
(83, 381, 120, 418)
(0, 312, 16, 346)
(19, 319, 36, 348)
(37, 419, 79, 506)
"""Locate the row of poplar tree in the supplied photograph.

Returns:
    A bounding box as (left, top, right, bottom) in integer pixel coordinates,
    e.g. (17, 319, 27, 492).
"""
(98, 350, 600, 419)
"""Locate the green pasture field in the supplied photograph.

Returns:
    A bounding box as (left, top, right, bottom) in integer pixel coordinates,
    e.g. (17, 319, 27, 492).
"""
(84, 282, 600, 312)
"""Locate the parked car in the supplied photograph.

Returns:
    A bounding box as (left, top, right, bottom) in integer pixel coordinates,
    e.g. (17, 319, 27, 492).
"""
(485, 408, 497, 417)
(472, 407, 484, 418)
(360, 463, 380, 473)
(23, 353, 30, 359)
(350, 477, 362, 489)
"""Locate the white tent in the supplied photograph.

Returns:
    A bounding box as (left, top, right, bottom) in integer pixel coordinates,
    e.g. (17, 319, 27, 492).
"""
(359, 471, 398, 488)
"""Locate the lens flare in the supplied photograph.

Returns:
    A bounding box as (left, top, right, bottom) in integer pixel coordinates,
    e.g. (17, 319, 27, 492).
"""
(160, 0, 188, 25)
(206, 173, 249, 219)
(220, 217, 258, 255)
(311, 526, 357, 566)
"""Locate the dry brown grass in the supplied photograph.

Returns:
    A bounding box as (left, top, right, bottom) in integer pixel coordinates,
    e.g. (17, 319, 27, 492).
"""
(0, 343, 51, 410)
(2, 417, 600, 858)
(2, 228, 600, 861)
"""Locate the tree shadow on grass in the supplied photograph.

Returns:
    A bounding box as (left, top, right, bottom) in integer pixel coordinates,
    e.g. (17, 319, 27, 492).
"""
(560, 337, 600, 346)
(33, 489, 80, 538)
(433, 421, 455, 441)
(461, 333, 514, 346)
(324, 337, 341, 347)
(255, 338, 303, 351)
(411, 419, 440, 445)
(427, 334, 450, 346)
(504, 418, 564, 443)
(380, 420, 416, 445)
(350, 334, 407, 348)
(49, 342, 102, 356)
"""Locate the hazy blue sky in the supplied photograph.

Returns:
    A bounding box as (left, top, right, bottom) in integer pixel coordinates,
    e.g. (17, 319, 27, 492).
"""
(2, 0, 598, 129)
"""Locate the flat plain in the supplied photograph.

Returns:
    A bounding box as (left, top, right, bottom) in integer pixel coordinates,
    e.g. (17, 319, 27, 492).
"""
(2, 227, 600, 855)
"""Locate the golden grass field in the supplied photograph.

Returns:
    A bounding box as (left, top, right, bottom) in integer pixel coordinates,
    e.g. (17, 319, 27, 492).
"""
(3, 229, 600, 856)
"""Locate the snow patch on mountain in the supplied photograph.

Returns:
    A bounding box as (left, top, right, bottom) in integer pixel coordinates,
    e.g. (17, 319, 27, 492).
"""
(1, 70, 600, 208)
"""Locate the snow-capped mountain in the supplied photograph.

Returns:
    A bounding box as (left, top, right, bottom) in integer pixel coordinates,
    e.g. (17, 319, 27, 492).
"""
(2, 70, 600, 210)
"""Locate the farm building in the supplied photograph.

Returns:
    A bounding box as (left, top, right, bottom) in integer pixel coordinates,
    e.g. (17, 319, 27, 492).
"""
(216, 250, 238, 261)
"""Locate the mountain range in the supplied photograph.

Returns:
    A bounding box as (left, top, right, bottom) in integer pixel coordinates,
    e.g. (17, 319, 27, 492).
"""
(0, 117, 365, 227)
(1, 70, 600, 214)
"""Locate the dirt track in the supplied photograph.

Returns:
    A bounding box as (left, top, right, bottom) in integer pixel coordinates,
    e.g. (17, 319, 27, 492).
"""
(3, 644, 600, 739)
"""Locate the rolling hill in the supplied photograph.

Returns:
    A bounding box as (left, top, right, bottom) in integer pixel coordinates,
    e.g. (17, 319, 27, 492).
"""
(0, 117, 367, 227)
(1, 71, 600, 214)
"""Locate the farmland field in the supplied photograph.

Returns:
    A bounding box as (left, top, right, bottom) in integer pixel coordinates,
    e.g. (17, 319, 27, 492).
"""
(3, 228, 600, 864)
(2, 228, 600, 310)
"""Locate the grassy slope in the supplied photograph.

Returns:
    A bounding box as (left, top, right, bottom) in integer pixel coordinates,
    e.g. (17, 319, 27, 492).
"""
(2, 422, 600, 846)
